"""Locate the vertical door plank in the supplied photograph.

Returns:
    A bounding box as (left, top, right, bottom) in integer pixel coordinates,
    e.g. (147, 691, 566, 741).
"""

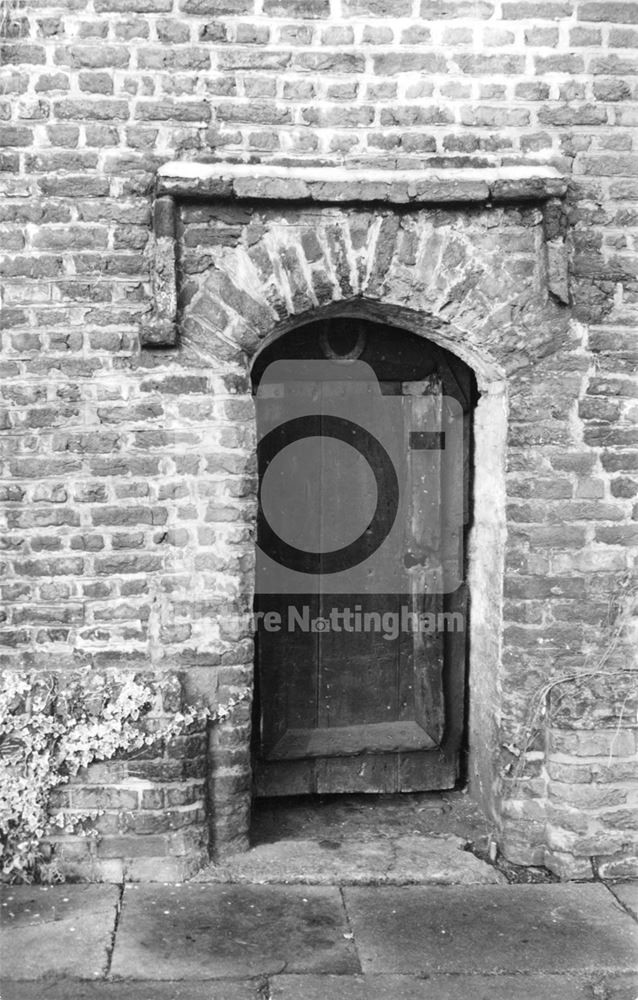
(403, 379, 446, 746)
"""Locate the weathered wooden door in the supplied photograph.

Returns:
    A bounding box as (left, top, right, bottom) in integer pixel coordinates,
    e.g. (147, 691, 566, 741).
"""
(252, 321, 469, 797)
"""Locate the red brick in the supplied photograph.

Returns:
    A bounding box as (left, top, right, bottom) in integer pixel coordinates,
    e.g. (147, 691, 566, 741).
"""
(538, 104, 608, 126)
(456, 53, 525, 74)
(133, 101, 210, 121)
(264, 0, 328, 13)
(421, 0, 494, 15)
(97, 835, 169, 858)
(58, 45, 131, 69)
(372, 53, 446, 75)
(53, 99, 129, 120)
(115, 18, 150, 39)
(579, 2, 638, 22)
(0, 125, 33, 146)
(503, 1, 573, 14)
(581, 154, 638, 175)
(97, 0, 171, 8)
(0, 43, 46, 64)
(79, 71, 114, 95)
(344, 0, 410, 12)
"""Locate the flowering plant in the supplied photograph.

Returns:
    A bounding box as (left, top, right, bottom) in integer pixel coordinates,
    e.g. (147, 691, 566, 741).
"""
(0, 669, 237, 881)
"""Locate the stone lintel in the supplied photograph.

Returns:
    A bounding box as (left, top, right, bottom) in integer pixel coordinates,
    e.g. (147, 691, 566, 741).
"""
(156, 163, 566, 205)
(145, 163, 567, 346)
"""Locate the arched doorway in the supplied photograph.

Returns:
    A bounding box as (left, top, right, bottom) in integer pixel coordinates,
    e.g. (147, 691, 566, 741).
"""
(250, 316, 477, 798)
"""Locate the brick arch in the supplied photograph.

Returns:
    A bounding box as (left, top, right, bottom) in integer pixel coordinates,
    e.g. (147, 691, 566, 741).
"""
(178, 198, 578, 865)
(181, 205, 571, 387)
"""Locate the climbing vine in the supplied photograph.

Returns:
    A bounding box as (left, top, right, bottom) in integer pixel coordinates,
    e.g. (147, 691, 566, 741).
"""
(504, 572, 638, 791)
(0, 669, 238, 882)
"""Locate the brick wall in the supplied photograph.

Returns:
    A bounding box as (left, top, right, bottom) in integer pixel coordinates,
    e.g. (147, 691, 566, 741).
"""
(546, 672, 638, 879)
(1, 0, 637, 880)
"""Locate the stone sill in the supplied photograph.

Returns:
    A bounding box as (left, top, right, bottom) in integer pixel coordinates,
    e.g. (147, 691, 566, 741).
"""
(156, 162, 566, 205)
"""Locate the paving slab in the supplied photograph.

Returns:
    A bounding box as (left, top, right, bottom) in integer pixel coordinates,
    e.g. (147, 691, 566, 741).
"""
(604, 973, 638, 999)
(270, 973, 600, 999)
(389, 836, 504, 885)
(344, 884, 638, 975)
(2, 974, 636, 1000)
(270, 974, 368, 1000)
(195, 834, 503, 886)
(608, 881, 638, 921)
(0, 981, 260, 1000)
(0, 885, 119, 980)
(110, 883, 359, 980)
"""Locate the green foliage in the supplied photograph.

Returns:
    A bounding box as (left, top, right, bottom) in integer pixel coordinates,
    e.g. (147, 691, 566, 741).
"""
(0, 670, 231, 882)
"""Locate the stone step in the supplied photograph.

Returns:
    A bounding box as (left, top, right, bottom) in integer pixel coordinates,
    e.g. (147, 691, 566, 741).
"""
(194, 834, 505, 886)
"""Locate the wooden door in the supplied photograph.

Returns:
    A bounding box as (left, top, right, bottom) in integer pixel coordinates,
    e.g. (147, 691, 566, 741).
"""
(252, 325, 468, 797)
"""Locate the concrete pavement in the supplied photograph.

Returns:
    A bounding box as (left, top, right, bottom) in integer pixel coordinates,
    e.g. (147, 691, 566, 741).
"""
(1, 881, 637, 999)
